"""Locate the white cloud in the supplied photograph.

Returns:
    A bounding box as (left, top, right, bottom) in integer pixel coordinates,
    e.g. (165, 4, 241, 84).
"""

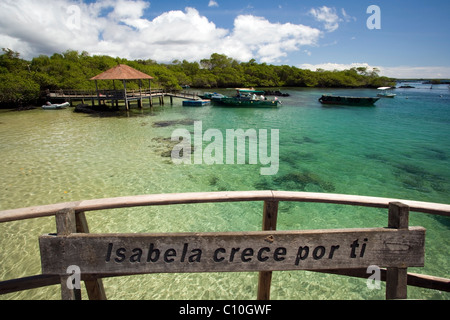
(0, 0, 322, 64)
(299, 62, 450, 78)
(300, 62, 375, 72)
(309, 6, 340, 32)
(0, 0, 103, 58)
(229, 15, 321, 63)
(208, 0, 219, 7)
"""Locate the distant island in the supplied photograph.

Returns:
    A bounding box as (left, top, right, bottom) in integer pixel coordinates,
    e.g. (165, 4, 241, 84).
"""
(0, 48, 398, 109)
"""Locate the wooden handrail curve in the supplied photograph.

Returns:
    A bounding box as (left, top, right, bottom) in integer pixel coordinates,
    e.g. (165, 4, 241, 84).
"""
(1, 190, 449, 223)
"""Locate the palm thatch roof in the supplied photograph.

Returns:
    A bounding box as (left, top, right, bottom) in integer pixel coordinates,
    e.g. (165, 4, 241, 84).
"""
(90, 64, 154, 81)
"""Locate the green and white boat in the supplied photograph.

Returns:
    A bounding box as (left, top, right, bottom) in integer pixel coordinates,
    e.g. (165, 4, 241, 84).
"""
(215, 88, 281, 107)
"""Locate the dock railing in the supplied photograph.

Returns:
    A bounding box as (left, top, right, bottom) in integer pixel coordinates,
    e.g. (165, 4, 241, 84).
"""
(44, 88, 197, 100)
(0, 190, 449, 300)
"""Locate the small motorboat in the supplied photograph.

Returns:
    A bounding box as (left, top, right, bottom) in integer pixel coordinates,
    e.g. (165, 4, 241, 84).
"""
(42, 102, 70, 110)
(377, 87, 396, 98)
(182, 99, 210, 107)
(198, 92, 228, 103)
(215, 89, 281, 107)
(318, 95, 380, 106)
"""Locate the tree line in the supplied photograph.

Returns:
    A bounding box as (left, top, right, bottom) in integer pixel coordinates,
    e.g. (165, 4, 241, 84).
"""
(0, 49, 396, 108)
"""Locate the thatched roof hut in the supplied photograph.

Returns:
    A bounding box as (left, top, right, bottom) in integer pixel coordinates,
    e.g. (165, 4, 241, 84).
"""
(90, 64, 154, 110)
(90, 64, 154, 81)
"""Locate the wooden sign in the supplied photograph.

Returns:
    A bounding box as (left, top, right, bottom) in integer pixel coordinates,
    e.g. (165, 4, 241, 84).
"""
(39, 227, 425, 275)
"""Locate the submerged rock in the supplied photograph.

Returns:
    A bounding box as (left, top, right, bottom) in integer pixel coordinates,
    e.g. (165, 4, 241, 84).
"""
(151, 136, 194, 159)
(273, 171, 335, 192)
(152, 119, 196, 128)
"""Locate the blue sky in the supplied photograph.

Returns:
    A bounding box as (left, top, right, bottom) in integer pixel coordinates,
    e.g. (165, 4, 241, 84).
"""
(1, 0, 449, 78)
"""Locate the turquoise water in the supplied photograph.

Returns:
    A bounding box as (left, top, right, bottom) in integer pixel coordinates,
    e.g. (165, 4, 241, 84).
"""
(0, 84, 449, 299)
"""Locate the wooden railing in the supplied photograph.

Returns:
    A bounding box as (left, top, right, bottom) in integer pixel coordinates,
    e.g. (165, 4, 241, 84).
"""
(0, 191, 449, 300)
(44, 88, 165, 98)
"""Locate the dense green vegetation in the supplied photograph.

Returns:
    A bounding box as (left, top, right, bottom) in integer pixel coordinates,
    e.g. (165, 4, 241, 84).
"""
(0, 49, 396, 108)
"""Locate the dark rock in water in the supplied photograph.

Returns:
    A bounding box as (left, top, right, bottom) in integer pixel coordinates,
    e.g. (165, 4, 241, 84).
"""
(364, 153, 389, 163)
(273, 171, 335, 192)
(208, 176, 219, 186)
(422, 147, 448, 161)
(253, 178, 274, 190)
(152, 119, 196, 128)
(74, 103, 118, 114)
(152, 135, 194, 159)
(394, 163, 428, 177)
(302, 136, 319, 144)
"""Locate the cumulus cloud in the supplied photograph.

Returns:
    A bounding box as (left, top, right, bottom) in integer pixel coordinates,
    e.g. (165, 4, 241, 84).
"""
(300, 62, 376, 72)
(309, 6, 340, 32)
(0, 0, 103, 58)
(0, 0, 322, 64)
(228, 15, 321, 63)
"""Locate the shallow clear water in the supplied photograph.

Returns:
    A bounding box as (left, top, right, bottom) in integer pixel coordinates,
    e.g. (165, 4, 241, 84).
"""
(0, 84, 449, 300)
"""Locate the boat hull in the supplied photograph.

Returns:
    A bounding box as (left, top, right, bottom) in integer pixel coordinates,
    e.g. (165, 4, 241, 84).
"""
(318, 95, 379, 106)
(217, 97, 280, 107)
(377, 93, 396, 98)
(42, 102, 70, 110)
(182, 100, 210, 107)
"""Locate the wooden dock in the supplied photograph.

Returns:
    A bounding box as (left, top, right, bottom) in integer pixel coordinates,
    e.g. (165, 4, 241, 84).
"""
(44, 88, 201, 109)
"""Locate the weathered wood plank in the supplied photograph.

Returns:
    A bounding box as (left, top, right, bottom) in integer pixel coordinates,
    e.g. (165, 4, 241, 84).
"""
(75, 211, 107, 300)
(40, 227, 425, 276)
(388, 202, 409, 230)
(55, 208, 76, 236)
(0, 275, 60, 295)
(258, 200, 279, 300)
(55, 208, 81, 300)
(386, 202, 410, 299)
(262, 200, 278, 232)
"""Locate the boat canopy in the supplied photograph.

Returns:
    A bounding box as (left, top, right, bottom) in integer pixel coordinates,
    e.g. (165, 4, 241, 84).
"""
(377, 87, 392, 90)
(235, 88, 265, 94)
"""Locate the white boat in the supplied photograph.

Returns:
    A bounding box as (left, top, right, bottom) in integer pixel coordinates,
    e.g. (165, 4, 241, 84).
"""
(377, 87, 396, 98)
(42, 102, 70, 110)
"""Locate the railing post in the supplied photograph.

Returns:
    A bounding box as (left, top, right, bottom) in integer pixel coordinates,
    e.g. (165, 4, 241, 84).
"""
(55, 209, 107, 300)
(55, 208, 81, 300)
(386, 202, 409, 300)
(75, 212, 107, 300)
(257, 200, 279, 300)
